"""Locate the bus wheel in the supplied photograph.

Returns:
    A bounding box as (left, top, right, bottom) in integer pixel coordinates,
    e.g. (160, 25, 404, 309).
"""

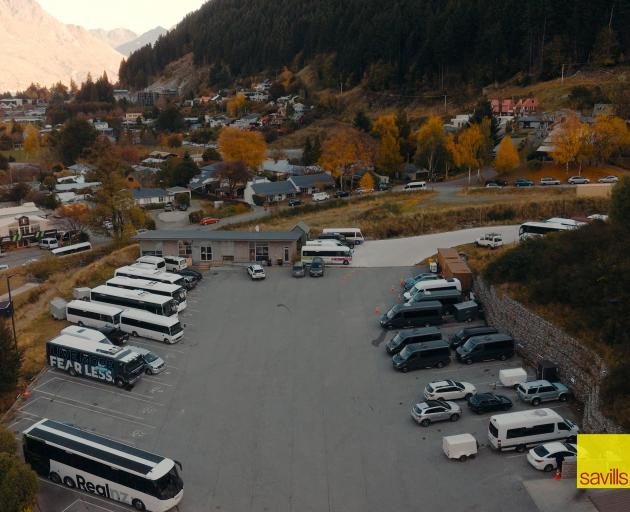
(343, 260, 349, 265)
(145, 368, 152, 375)
(115, 378, 125, 388)
(163, 338, 169, 344)
(49, 472, 61, 485)
(68, 368, 77, 377)
(132, 499, 146, 511)
(78, 321, 84, 327)
(132, 331, 138, 338)
(63, 476, 76, 488)
(516, 445, 526, 453)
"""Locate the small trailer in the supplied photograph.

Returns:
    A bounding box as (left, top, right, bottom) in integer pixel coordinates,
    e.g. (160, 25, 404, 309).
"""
(498, 368, 528, 388)
(443, 433, 478, 462)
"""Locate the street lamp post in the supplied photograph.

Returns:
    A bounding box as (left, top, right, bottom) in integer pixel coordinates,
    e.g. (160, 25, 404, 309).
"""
(6, 274, 17, 349)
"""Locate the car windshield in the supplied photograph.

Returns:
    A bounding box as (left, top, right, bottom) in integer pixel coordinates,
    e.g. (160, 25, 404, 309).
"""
(170, 322, 183, 335)
(386, 308, 396, 320)
(533, 445, 549, 457)
(390, 333, 402, 347)
(461, 340, 476, 353)
(451, 330, 464, 342)
(154, 464, 183, 499)
(254, 268, 264, 274)
(399, 346, 412, 360)
(144, 352, 158, 363)
(165, 301, 178, 317)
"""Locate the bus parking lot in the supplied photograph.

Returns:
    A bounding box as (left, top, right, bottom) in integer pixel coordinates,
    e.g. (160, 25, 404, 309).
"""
(8, 266, 578, 512)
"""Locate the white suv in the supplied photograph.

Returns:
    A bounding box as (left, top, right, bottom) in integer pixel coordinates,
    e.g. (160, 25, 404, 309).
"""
(475, 233, 503, 249)
(247, 264, 266, 280)
(423, 380, 477, 400)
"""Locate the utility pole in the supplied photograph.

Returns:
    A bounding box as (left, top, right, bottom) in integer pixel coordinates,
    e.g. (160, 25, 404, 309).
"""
(561, 63, 565, 84)
(6, 275, 17, 349)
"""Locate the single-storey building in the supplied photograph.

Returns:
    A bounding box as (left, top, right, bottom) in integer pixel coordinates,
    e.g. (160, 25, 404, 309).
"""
(289, 173, 335, 194)
(243, 179, 298, 205)
(132, 188, 168, 206)
(134, 224, 309, 265)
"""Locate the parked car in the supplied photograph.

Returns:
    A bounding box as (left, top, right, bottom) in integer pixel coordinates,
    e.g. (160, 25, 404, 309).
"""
(411, 400, 461, 427)
(385, 326, 442, 355)
(539, 177, 561, 186)
(292, 261, 306, 277)
(312, 192, 330, 202)
(377, 182, 391, 191)
(485, 182, 501, 188)
(527, 442, 577, 472)
(567, 176, 590, 184)
(288, 199, 302, 207)
(391, 340, 451, 372)
(164, 203, 174, 212)
(176, 268, 202, 281)
(467, 393, 513, 414)
(449, 326, 499, 350)
(39, 237, 59, 250)
(423, 380, 477, 401)
(200, 217, 221, 225)
(513, 178, 534, 187)
(247, 264, 266, 280)
(318, 233, 353, 248)
(129, 346, 165, 375)
(96, 326, 129, 346)
(102, 220, 113, 230)
(355, 187, 374, 194)
(485, 179, 507, 187)
(309, 256, 325, 277)
(177, 203, 188, 211)
(475, 233, 503, 249)
(598, 175, 619, 183)
(516, 380, 569, 406)
(335, 190, 350, 198)
(0, 264, 8, 271)
(455, 333, 515, 364)
(401, 272, 442, 291)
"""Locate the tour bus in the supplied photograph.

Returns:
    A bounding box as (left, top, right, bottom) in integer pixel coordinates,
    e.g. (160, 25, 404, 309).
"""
(546, 217, 587, 229)
(46, 335, 145, 387)
(23, 419, 184, 512)
(321, 228, 365, 245)
(518, 221, 572, 240)
(487, 408, 579, 452)
(90, 285, 179, 318)
(66, 300, 123, 330)
(301, 244, 352, 265)
(136, 256, 167, 270)
(52, 242, 92, 257)
(403, 181, 427, 192)
(106, 276, 187, 311)
(115, 266, 187, 289)
(120, 309, 184, 344)
(61, 325, 112, 345)
(305, 240, 350, 249)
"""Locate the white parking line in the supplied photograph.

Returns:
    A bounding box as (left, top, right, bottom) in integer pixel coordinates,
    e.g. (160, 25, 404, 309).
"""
(126, 340, 187, 355)
(142, 377, 173, 387)
(61, 499, 80, 512)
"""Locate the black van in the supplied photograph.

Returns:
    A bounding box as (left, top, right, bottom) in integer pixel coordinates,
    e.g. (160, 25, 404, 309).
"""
(449, 326, 499, 349)
(385, 326, 442, 355)
(392, 340, 451, 372)
(407, 289, 463, 312)
(455, 333, 515, 364)
(380, 302, 443, 329)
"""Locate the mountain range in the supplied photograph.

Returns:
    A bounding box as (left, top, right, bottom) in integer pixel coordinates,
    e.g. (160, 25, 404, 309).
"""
(116, 27, 168, 57)
(89, 27, 138, 49)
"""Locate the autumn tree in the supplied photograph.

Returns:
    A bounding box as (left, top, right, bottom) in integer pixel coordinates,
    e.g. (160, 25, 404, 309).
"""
(552, 116, 588, 172)
(494, 136, 520, 172)
(415, 116, 448, 178)
(218, 127, 266, 170)
(448, 124, 485, 183)
(227, 94, 246, 117)
(22, 125, 39, 157)
(56, 203, 90, 238)
(319, 126, 375, 190)
(590, 116, 630, 164)
(372, 114, 403, 176)
(358, 172, 375, 191)
(214, 161, 250, 197)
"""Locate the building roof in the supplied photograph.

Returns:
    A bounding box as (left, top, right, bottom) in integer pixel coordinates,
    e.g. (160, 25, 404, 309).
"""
(262, 159, 294, 174)
(166, 186, 189, 195)
(132, 188, 167, 199)
(0, 202, 43, 220)
(289, 173, 335, 188)
(134, 229, 303, 242)
(251, 180, 298, 196)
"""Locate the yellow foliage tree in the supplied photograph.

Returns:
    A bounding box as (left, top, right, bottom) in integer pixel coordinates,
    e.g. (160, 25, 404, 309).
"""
(372, 114, 402, 176)
(358, 172, 375, 191)
(449, 124, 485, 182)
(218, 127, 267, 170)
(415, 116, 446, 175)
(591, 115, 630, 163)
(493, 136, 520, 172)
(23, 125, 40, 156)
(551, 116, 588, 172)
(227, 94, 246, 117)
(319, 126, 375, 190)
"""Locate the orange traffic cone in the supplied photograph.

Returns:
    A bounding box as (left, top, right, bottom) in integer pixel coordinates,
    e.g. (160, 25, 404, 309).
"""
(554, 468, 561, 480)
(22, 388, 31, 400)
(374, 307, 381, 315)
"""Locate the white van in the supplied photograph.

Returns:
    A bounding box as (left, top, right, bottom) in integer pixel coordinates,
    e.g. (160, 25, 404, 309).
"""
(404, 181, 427, 191)
(312, 192, 330, 202)
(136, 256, 166, 270)
(163, 255, 188, 272)
(488, 408, 579, 452)
(322, 228, 365, 245)
(39, 238, 59, 250)
(403, 278, 462, 301)
(119, 309, 183, 344)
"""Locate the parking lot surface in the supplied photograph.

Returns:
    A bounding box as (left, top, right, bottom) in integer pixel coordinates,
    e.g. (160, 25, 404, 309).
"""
(8, 266, 578, 512)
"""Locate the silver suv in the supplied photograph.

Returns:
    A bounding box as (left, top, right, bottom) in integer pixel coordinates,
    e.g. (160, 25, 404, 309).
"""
(516, 380, 569, 406)
(410, 400, 461, 427)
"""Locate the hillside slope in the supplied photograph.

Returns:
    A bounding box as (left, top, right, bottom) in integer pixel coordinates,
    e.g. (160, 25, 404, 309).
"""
(116, 26, 167, 56)
(0, 0, 124, 92)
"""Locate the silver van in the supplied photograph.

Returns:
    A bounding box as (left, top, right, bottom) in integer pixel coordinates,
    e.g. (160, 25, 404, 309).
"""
(39, 237, 59, 250)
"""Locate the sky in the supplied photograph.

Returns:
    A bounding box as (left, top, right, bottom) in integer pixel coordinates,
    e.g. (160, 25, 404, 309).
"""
(38, 0, 207, 34)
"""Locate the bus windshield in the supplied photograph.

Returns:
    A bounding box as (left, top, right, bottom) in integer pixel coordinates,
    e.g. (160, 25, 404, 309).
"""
(175, 289, 186, 303)
(170, 322, 183, 335)
(165, 300, 178, 317)
(125, 355, 145, 375)
(155, 465, 183, 499)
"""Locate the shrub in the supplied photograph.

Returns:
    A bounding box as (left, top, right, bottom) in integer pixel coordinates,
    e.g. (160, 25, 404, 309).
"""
(486, 205, 516, 221)
(188, 210, 204, 223)
(26, 256, 61, 281)
(0, 452, 39, 512)
(0, 425, 16, 455)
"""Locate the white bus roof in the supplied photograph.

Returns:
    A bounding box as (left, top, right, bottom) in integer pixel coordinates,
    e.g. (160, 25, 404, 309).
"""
(107, 276, 181, 293)
(546, 217, 586, 227)
(51, 242, 92, 255)
(322, 228, 362, 233)
(301, 245, 351, 253)
(92, 285, 172, 306)
(121, 308, 179, 326)
(520, 221, 571, 230)
(23, 419, 174, 479)
(48, 334, 138, 362)
(136, 256, 165, 264)
(116, 266, 182, 283)
(61, 325, 109, 343)
(490, 408, 562, 427)
(67, 300, 123, 315)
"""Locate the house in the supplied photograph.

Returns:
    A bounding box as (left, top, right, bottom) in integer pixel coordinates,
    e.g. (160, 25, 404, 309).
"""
(189, 163, 222, 192)
(254, 80, 271, 92)
(55, 191, 79, 204)
(0, 204, 56, 248)
(491, 98, 516, 115)
(261, 159, 296, 177)
(55, 175, 101, 192)
(91, 120, 114, 137)
(125, 112, 143, 123)
(243, 91, 269, 102)
(518, 115, 544, 130)
(113, 89, 132, 102)
(288, 173, 335, 195)
(446, 114, 471, 130)
(244, 178, 298, 205)
(134, 227, 305, 265)
(232, 114, 261, 129)
(206, 115, 229, 128)
(516, 97, 539, 114)
(67, 163, 93, 176)
(132, 188, 169, 206)
(166, 187, 191, 202)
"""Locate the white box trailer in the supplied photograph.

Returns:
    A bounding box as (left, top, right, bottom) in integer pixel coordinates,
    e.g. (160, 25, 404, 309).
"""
(499, 368, 528, 388)
(443, 433, 478, 461)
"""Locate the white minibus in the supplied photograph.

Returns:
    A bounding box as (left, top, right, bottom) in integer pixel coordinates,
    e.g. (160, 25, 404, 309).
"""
(61, 325, 111, 345)
(518, 221, 571, 240)
(301, 245, 352, 265)
(403, 278, 462, 301)
(163, 255, 188, 271)
(106, 276, 187, 311)
(66, 300, 122, 329)
(136, 256, 166, 270)
(488, 408, 579, 452)
(120, 309, 184, 344)
(115, 266, 187, 288)
(321, 228, 364, 245)
(90, 285, 178, 318)
(39, 238, 59, 250)
(52, 242, 92, 257)
(403, 181, 427, 191)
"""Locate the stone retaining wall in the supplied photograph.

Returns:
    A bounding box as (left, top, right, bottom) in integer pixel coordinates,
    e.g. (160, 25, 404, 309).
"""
(474, 278, 624, 434)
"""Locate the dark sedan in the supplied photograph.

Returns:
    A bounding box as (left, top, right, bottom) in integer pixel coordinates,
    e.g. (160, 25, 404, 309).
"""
(513, 178, 534, 187)
(467, 393, 513, 414)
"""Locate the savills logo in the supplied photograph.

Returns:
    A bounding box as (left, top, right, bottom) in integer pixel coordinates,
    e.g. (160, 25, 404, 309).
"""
(577, 434, 630, 489)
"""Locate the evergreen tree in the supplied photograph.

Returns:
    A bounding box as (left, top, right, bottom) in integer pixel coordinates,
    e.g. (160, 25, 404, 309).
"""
(353, 111, 372, 133)
(0, 320, 21, 393)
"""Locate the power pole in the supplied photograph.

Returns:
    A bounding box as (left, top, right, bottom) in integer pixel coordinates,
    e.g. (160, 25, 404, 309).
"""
(6, 275, 17, 349)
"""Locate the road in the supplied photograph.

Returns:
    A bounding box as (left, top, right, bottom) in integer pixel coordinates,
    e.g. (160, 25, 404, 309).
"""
(352, 225, 519, 267)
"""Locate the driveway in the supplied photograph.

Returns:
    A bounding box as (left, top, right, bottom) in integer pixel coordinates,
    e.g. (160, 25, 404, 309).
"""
(352, 225, 519, 267)
(152, 201, 269, 231)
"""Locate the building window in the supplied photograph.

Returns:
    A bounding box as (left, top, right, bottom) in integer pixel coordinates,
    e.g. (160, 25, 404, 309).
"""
(249, 242, 269, 262)
(200, 246, 212, 262)
(283, 247, 289, 262)
(178, 240, 192, 257)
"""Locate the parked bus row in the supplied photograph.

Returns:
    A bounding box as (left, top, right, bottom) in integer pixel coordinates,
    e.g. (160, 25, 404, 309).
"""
(300, 227, 364, 266)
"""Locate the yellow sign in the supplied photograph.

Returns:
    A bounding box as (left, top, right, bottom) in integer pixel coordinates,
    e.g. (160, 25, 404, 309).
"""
(577, 434, 630, 488)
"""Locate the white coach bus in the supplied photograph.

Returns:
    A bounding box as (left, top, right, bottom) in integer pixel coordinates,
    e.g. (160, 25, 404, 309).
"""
(321, 227, 364, 245)
(518, 221, 571, 240)
(52, 241, 92, 257)
(120, 309, 184, 344)
(90, 285, 178, 318)
(301, 244, 352, 265)
(106, 276, 187, 311)
(115, 266, 187, 288)
(23, 419, 184, 512)
(66, 300, 123, 329)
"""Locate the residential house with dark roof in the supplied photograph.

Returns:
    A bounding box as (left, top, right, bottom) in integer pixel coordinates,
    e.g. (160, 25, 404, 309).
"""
(244, 179, 298, 204)
(288, 173, 335, 194)
(132, 188, 168, 206)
